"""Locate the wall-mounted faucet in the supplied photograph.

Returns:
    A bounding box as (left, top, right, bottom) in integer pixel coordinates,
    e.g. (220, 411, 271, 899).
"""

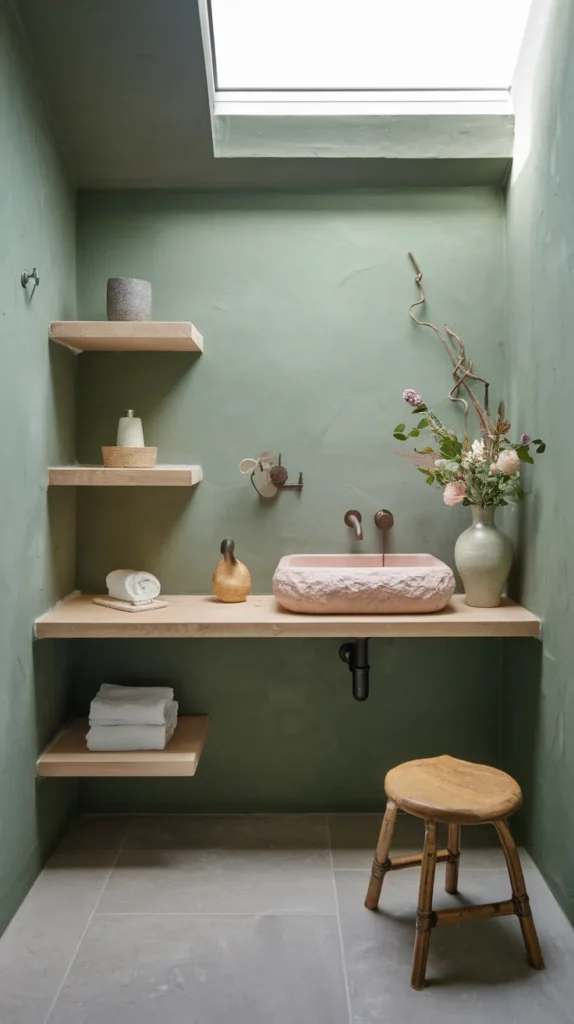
(344, 509, 363, 541)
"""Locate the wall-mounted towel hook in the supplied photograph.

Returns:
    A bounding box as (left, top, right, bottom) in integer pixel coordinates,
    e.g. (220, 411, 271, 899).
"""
(21, 268, 40, 294)
(239, 451, 303, 499)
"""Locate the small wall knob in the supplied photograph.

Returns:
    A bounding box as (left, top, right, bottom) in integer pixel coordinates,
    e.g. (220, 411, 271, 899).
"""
(374, 509, 394, 530)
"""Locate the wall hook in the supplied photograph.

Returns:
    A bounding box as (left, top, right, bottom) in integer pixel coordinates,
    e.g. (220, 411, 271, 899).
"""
(21, 268, 40, 292)
(239, 451, 303, 499)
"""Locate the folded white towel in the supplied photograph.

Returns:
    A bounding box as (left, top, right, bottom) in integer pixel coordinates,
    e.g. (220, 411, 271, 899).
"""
(86, 718, 177, 752)
(106, 569, 161, 605)
(89, 684, 176, 726)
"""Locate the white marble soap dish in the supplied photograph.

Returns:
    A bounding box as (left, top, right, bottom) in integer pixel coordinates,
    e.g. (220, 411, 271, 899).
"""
(92, 597, 168, 613)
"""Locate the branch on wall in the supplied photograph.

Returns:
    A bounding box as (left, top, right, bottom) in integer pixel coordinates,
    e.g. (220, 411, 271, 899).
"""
(407, 252, 493, 439)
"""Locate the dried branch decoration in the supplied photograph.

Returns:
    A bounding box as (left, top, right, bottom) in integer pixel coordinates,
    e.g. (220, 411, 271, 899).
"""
(407, 252, 493, 441)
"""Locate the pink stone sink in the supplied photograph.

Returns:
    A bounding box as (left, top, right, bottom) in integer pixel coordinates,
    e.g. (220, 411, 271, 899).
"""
(272, 554, 455, 615)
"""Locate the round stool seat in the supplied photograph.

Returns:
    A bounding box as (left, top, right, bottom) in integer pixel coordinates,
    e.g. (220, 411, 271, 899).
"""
(385, 754, 522, 824)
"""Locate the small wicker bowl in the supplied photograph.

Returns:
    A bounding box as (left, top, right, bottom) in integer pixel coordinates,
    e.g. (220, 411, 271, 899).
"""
(101, 446, 158, 469)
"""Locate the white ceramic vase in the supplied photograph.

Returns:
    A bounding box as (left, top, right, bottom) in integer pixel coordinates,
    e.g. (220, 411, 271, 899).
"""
(454, 506, 513, 607)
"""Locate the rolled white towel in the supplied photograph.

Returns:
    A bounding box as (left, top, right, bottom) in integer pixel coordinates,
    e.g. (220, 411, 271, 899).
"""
(89, 684, 176, 726)
(106, 569, 161, 605)
(87, 700, 178, 751)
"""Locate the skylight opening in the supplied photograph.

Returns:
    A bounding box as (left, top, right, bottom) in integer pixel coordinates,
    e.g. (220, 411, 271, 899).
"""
(209, 0, 533, 93)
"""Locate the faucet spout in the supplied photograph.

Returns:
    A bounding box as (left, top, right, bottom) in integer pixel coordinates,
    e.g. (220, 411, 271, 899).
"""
(344, 509, 363, 541)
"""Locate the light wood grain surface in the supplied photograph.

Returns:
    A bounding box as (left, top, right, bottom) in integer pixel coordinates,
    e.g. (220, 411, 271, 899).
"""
(385, 754, 522, 824)
(37, 716, 209, 777)
(49, 321, 203, 352)
(48, 465, 203, 487)
(34, 593, 541, 640)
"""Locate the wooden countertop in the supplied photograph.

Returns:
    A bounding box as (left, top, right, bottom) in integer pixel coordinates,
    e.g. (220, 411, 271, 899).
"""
(35, 593, 541, 640)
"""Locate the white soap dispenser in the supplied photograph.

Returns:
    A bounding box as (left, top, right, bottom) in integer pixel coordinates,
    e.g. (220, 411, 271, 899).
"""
(116, 409, 145, 447)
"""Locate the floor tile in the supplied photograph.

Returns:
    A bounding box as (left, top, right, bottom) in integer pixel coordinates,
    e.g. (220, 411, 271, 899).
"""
(47, 913, 350, 1024)
(124, 813, 329, 850)
(99, 846, 336, 915)
(0, 851, 115, 1024)
(58, 814, 129, 851)
(335, 867, 574, 1023)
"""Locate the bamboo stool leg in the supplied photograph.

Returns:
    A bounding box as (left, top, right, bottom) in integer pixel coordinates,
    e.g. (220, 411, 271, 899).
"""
(364, 799, 397, 911)
(411, 819, 438, 990)
(445, 823, 461, 894)
(494, 819, 544, 970)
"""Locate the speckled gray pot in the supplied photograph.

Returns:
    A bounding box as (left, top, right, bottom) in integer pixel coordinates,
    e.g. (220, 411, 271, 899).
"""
(455, 506, 513, 607)
(107, 278, 152, 321)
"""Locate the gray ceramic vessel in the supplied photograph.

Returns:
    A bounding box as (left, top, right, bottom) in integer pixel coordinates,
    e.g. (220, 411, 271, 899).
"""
(107, 277, 152, 321)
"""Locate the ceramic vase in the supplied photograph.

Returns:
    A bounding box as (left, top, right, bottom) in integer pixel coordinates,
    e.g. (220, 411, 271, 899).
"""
(107, 277, 152, 321)
(454, 506, 513, 607)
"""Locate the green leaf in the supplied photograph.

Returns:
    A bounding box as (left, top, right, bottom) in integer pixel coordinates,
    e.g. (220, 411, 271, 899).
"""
(413, 403, 427, 413)
(393, 433, 407, 441)
(499, 498, 508, 506)
(394, 423, 406, 433)
(532, 438, 542, 444)
(408, 429, 420, 437)
(417, 467, 430, 476)
(517, 445, 534, 465)
(417, 418, 429, 429)
(536, 442, 546, 453)
(425, 474, 434, 485)
(462, 497, 471, 505)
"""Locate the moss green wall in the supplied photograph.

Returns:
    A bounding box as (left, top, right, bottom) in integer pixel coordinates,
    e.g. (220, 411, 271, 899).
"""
(0, 0, 77, 933)
(503, 0, 574, 922)
(75, 188, 507, 812)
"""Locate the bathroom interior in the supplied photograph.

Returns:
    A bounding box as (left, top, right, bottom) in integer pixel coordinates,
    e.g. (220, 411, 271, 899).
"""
(1, 0, 573, 1019)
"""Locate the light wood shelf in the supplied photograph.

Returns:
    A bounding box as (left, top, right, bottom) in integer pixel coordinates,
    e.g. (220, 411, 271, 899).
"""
(37, 716, 209, 778)
(48, 465, 203, 487)
(35, 593, 541, 640)
(49, 321, 203, 353)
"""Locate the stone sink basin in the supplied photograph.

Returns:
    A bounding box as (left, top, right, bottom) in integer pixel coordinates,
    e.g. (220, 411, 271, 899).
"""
(272, 554, 455, 615)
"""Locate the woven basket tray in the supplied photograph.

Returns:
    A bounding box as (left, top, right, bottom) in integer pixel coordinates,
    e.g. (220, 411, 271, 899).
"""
(101, 446, 158, 468)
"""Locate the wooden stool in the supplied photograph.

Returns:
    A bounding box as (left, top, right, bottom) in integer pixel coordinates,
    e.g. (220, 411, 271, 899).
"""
(364, 755, 544, 990)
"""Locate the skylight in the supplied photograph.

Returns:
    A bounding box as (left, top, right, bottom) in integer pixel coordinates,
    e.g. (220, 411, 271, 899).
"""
(209, 0, 532, 92)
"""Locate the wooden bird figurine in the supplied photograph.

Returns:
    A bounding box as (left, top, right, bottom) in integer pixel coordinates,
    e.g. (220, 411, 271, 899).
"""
(212, 539, 252, 603)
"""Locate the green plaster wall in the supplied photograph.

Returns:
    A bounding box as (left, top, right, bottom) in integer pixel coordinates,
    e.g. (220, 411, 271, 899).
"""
(503, 0, 574, 922)
(74, 188, 507, 812)
(0, 0, 77, 933)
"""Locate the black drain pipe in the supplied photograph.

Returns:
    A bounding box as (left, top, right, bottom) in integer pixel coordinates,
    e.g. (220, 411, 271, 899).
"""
(339, 638, 370, 701)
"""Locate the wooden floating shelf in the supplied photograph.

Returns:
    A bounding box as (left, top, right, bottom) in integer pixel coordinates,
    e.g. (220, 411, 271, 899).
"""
(48, 465, 203, 487)
(49, 321, 203, 353)
(35, 593, 541, 640)
(37, 716, 209, 778)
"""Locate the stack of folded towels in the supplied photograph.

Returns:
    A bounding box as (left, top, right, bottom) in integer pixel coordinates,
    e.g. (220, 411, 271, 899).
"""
(87, 684, 178, 751)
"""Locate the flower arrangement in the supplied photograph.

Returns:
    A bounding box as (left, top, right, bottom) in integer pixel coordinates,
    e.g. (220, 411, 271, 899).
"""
(394, 255, 545, 509)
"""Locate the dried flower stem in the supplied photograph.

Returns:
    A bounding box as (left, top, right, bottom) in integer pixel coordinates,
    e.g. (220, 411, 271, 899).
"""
(407, 253, 493, 440)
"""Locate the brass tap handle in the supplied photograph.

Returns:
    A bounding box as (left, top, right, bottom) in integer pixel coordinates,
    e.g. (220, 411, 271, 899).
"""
(374, 510, 394, 530)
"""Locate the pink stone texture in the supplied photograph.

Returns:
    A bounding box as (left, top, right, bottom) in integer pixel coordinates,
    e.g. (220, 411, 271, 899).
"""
(272, 554, 455, 615)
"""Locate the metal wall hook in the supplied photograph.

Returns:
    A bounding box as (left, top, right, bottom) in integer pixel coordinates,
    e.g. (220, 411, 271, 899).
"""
(21, 268, 40, 291)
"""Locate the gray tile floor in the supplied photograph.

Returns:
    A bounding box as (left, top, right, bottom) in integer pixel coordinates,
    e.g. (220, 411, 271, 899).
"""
(1, 814, 573, 1023)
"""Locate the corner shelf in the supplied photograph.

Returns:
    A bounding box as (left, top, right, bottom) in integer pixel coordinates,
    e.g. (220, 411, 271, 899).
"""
(35, 593, 541, 640)
(48, 465, 203, 487)
(49, 321, 203, 353)
(37, 716, 209, 777)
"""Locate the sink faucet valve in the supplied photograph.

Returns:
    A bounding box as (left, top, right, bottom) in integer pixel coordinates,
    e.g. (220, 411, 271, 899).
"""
(344, 510, 363, 541)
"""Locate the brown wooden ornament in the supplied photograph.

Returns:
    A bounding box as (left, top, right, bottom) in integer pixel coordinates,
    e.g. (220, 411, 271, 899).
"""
(212, 539, 252, 603)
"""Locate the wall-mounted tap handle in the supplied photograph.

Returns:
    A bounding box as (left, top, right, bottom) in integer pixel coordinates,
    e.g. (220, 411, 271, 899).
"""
(374, 509, 394, 531)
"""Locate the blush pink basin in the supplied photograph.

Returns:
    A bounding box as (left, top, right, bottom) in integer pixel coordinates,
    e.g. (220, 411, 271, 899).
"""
(272, 554, 456, 615)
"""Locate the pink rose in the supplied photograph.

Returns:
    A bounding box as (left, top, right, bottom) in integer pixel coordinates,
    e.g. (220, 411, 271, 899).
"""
(443, 481, 466, 506)
(496, 449, 521, 474)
